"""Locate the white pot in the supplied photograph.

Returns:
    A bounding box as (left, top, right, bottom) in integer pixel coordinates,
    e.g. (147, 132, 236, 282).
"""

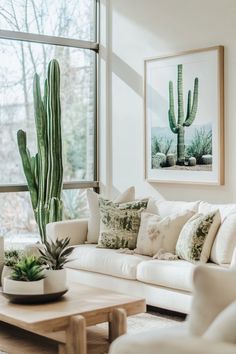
(1, 265, 12, 286)
(44, 269, 67, 294)
(3, 277, 44, 295)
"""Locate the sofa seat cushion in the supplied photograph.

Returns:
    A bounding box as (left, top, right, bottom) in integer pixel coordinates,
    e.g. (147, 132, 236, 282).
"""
(136, 259, 199, 293)
(137, 259, 195, 292)
(137, 260, 223, 292)
(65, 244, 150, 280)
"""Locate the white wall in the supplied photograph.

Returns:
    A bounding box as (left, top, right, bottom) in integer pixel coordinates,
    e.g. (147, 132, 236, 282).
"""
(100, 0, 236, 202)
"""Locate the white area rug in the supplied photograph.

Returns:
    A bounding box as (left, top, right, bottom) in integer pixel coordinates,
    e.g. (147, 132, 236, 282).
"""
(127, 311, 183, 333)
(98, 310, 183, 334)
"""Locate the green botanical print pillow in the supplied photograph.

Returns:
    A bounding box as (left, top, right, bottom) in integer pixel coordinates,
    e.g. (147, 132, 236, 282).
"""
(97, 198, 148, 249)
(176, 211, 221, 263)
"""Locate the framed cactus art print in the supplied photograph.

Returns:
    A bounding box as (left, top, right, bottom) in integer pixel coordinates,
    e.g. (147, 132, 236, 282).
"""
(144, 46, 224, 185)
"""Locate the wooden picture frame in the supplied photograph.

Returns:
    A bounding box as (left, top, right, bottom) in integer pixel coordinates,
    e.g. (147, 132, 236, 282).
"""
(144, 46, 224, 185)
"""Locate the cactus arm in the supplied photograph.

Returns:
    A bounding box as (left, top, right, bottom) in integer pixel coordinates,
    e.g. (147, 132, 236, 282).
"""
(168, 81, 178, 134)
(177, 64, 184, 125)
(186, 90, 192, 120)
(46, 60, 63, 203)
(49, 197, 63, 223)
(33, 74, 48, 205)
(34, 153, 39, 190)
(184, 77, 199, 127)
(17, 130, 38, 209)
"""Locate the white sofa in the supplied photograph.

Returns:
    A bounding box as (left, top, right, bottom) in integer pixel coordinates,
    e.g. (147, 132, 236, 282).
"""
(46, 200, 236, 314)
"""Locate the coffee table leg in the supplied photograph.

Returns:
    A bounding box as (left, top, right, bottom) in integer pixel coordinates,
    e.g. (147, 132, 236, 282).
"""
(109, 308, 127, 342)
(58, 344, 66, 354)
(66, 315, 87, 354)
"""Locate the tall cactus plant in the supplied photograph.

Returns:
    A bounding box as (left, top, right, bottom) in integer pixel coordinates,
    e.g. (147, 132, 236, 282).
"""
(17, 59, 63, 243)
(168, 64, 199, 165)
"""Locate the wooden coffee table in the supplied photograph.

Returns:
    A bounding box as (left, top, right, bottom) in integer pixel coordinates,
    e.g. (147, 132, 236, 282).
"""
(0, 283, 146, 354)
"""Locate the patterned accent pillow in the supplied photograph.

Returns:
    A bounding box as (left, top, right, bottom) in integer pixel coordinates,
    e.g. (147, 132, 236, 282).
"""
(135, 210, 195, 257)
(176, 211, 221, 263)
(97, 198, 148, 249)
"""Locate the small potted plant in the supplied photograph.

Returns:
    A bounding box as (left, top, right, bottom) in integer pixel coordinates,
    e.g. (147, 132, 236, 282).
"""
(3, 256, 45, 295)
(39, 237, 74, 293)
(1, 250, 22, 285)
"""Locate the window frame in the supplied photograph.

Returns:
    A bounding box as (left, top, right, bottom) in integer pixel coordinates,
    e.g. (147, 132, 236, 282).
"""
(0, 0, 100, 194)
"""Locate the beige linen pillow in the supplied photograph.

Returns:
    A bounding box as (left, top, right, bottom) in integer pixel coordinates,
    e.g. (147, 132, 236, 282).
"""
(188, 265, 236, 336)
(135, 210, 195, 257)
(147, 198, 199, 218)
(210, 213, 236, 265)
(87, 187, 135, 243)
(98, 198, 148, 250)
(204, 300, 236, 343)
(176, 211, 221, 263)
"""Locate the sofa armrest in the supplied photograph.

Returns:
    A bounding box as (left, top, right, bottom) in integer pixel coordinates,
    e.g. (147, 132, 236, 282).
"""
(46, 219, 88, 246)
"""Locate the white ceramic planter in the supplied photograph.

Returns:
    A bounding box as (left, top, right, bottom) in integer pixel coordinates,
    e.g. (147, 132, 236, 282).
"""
(3, 277, 44, 295)
(1, 265, 12, 286)
(44, 268, 67, 294)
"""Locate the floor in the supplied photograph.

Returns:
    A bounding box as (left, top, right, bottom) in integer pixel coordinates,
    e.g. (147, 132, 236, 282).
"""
(99, 307, 185, 334)
(0, 308, 185, 354)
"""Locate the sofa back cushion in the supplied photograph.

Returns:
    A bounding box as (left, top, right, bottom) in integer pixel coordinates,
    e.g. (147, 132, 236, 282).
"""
(199, 201, 236, 220)
(147, 198, 199, 218)
(210, 213, 236, 264)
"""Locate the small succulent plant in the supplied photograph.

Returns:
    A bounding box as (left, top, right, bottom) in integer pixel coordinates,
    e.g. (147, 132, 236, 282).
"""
(4, 250, 22, 267)
(10, 256, 45, 282)
(39, 237, 74, 270)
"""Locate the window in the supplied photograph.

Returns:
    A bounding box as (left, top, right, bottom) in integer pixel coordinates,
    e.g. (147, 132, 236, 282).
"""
(0, 0, 99, 242)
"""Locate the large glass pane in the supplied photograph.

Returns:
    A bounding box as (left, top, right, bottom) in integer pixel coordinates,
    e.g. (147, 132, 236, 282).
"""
(62, 189, 89, 220)
(0, 189, 90, 244)
(0, 191, 39, 246)
(0, 0, 96, 41)
(0, 39, 96, 184)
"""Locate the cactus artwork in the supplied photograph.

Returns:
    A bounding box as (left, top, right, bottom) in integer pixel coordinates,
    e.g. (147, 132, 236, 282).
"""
(17, 59, 63, 243)
(168, 64, 199, 165)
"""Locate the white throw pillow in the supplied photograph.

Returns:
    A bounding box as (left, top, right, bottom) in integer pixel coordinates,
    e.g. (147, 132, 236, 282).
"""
(87, 187, 135, 243)
(204, 300, 236, 344)
(176, 211, 221, 263)
(188, 265, 236, 336)
(135, 210, 195, 257)
(147, 198, 199, 218)
(199, 201, 236, 221)
(210, 213, 236, 265)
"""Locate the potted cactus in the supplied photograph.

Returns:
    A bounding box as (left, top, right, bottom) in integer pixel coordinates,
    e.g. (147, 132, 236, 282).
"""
(39, 237, 74, 293)
(17, 59, 63, 243)
(3, 256, 45, 295)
